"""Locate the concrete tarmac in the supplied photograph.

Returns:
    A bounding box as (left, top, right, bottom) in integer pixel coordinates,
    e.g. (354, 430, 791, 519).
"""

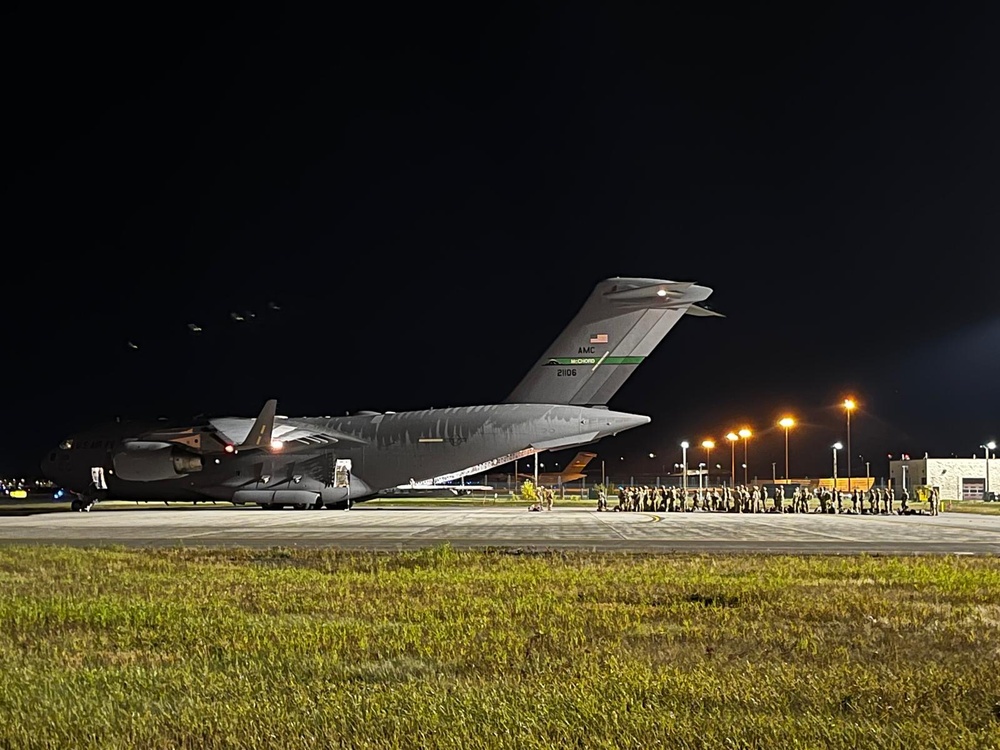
(1, 505, 999, 553)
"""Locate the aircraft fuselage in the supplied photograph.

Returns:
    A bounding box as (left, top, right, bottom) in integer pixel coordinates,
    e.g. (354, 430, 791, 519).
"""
(42, 404, 648, 507)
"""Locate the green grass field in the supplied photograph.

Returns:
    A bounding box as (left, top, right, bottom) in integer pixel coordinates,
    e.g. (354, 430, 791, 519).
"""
(1, 547, 999, 748)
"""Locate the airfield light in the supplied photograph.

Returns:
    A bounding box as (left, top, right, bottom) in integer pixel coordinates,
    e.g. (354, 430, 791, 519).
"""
(725, 432, 739, 486)
(680, 442, 689, 497)
(843, 398, 856, 491)
(778, 417, 794, 481)
(982, 441, 997, 497)
(702, 440, 714, 486)
(737, 429, 752, 484)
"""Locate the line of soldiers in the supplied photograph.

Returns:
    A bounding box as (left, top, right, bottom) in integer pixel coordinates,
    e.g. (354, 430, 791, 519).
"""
(596, 484, 941, 515)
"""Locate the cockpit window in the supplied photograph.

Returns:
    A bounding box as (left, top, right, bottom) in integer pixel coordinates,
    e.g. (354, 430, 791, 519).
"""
(59, 439, 74, 450)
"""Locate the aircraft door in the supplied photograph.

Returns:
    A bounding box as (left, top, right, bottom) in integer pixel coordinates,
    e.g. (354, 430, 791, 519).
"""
(330, 459, 354, 509)
(334, 459, 352, 488)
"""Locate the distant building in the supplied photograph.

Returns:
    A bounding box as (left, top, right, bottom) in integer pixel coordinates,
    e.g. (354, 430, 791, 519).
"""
(890, 455, 999, 501)
(814, 477, 874, 492)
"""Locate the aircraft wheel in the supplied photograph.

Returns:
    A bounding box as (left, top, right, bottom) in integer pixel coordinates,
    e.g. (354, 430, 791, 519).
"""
(71, 499, 82, 512)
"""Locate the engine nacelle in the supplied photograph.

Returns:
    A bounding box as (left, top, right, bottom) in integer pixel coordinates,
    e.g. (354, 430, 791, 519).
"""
(112, 441, 204, 482)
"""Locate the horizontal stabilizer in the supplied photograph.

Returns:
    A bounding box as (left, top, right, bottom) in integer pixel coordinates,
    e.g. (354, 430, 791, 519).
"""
(530, 432, 601, 451)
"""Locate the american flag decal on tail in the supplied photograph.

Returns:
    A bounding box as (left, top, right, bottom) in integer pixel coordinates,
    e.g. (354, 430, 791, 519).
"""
(590, 333, 608, 344)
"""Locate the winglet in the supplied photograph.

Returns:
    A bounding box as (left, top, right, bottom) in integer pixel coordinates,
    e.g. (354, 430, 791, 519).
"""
(240, 399, 277, 449)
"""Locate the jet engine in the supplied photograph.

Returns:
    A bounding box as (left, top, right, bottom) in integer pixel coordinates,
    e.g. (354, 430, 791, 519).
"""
(112, 441, 204, 482)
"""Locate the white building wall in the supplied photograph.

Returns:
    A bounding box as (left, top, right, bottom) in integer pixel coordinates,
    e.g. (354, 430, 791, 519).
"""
(892, 457, 999, 501)
(890, 459, 928, 494)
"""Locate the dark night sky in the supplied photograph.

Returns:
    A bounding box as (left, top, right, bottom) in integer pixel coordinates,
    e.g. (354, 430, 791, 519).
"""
(3, 3, 999, 481)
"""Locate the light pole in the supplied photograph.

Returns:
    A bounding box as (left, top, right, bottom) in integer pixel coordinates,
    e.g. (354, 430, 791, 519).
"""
(844, 398, 856, 492)
(771, 462, 776, 483)
(698, 463, 705, 492)
(681, 441, 689, 498)
(982, 441, 996, 499)
(738, 428, 752, 485)
(726, 432, 738, 487)
(779, 417, 794, 482)
(702, 440, 714, 488)
(832, 442, 842, 492)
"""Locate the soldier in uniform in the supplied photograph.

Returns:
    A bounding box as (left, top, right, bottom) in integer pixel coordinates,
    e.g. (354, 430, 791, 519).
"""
(899, 487, 909, 514)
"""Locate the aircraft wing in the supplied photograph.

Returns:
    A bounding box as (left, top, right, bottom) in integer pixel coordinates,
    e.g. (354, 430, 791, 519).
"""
(211, 418, 367, 447)
(685, 304, 724, 317)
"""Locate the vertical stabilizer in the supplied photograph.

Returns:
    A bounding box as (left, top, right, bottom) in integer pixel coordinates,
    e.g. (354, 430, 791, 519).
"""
(559, 451, 597, 481)
(503, 277, 717, 405)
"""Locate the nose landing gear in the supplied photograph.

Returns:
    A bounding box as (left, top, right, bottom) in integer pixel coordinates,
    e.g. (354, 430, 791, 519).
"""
(70, 495, 95, 512)
(70, 479, 107, 512)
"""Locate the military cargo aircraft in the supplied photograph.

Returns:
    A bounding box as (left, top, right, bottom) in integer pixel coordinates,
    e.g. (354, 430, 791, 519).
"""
(41, 277, 718, 511)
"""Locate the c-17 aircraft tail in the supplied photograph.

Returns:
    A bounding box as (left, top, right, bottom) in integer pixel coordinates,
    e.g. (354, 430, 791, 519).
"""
(504, 277, 720, 406)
